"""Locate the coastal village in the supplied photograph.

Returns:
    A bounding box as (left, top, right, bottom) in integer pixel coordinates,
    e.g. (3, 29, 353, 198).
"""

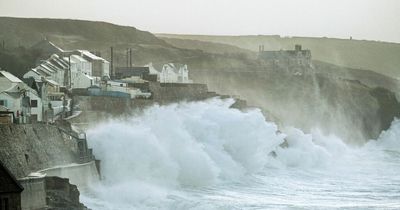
(0, 39, 204, 209)
(0, 40, 313, 209)
(0, 39, 195, 125)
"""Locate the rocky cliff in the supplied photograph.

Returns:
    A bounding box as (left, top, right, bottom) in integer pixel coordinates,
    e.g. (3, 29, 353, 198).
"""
(191, 69, 400, 143)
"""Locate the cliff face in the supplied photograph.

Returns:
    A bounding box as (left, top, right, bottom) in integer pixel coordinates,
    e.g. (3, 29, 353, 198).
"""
(0, 123, 78, 178)
(191, 69, 400, 143)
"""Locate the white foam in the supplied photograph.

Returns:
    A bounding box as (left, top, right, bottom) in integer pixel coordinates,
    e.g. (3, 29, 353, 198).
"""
(84, 98, 285, 208)
(82, 99, 400, 209)
(365, 118, 400, 152)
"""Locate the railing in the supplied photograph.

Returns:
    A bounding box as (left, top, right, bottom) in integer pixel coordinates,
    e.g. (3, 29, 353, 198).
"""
(57, 127, 95, 163)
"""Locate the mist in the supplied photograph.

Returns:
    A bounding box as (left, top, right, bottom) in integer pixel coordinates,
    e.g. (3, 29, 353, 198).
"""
(1, 0, 400, 43)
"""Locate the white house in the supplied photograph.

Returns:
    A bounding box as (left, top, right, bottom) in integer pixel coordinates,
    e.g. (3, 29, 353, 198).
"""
(73, 50, 110, 77)
(72, 72, 94, 89)
(0, 70, 43, 122)
(67, 54, 92, 76)
(64, 54, 96, 89)
(25, 87, 43, 122)
(159, 63, 192, 83)
(23, 54, 68, 87)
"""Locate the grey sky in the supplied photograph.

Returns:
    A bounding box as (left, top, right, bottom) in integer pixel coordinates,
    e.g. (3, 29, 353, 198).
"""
(0, 0, 399, 43)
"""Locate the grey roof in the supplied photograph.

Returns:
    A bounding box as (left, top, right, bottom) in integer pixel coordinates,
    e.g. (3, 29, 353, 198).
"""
(164, 63, 187, 74)
(0, 70, 23, 83)
(49, 57, 69, 69)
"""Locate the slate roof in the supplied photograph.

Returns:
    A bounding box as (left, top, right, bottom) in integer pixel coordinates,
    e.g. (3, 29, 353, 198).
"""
(0, 71, 23, 83)
(76, 50, 108, 62)
(0, 160, 24, 193)
(164, 63, 187, 74)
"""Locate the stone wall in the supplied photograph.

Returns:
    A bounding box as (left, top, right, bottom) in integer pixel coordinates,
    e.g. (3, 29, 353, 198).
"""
(0, 123, 78, 178)
(19, 176, 87, 210)
(19, 176, 46, 210)
(74, 95, 132, 114)
(69, 82, 218, 126)
(148, 82, 211, 103)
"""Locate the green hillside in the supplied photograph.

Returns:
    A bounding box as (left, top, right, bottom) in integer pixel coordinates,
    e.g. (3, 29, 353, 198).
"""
(0, 17, 166, 48)
(159, 37, 256, 57)
(157, 34, 400, 78)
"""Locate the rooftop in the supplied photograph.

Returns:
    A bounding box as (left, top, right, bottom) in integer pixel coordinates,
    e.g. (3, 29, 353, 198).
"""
(76, 50, 107, 62)
(0, 70, 23, 83)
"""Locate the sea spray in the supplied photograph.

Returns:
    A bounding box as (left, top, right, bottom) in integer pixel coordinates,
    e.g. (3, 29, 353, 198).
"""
(84, 98, 284, 208)
(82, 98, 400, 209)
(365, 118, 400, 152)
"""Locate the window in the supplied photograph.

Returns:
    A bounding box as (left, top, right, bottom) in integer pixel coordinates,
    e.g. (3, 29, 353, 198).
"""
(31, 100, 38, 108)
(0, 100, 6, 106)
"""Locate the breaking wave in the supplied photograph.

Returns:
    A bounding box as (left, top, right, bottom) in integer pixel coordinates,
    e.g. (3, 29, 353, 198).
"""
(82, 98, 400, 209)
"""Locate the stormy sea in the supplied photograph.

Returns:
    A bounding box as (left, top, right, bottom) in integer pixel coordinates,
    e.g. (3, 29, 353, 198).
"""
(81, 98, 400, 210)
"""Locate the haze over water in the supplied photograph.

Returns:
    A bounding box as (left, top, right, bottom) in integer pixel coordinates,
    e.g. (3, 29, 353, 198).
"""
(81, 99, 400, 209)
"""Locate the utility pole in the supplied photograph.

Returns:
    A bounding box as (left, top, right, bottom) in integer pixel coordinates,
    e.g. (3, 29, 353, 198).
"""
(110, 46, 114, 79)
(126, 48, 129, 67)
(68, 56, 72, 89)
(129, 48, 132, 67)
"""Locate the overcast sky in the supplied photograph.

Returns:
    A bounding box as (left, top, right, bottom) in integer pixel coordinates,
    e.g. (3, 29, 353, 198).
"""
(0, 0, 399, 43)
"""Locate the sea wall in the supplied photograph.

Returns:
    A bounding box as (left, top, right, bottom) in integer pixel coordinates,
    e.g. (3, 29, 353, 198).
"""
(0, 123, 79, 178)
(148, 82, 211, 103)
(0, 122, 98, 210)
(69, 83, 219, 126)
(74, 95, 132, 114)
(38, 161, 100, 188)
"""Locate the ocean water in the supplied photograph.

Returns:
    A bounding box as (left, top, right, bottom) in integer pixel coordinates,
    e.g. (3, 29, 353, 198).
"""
(82, 98, 400, 210)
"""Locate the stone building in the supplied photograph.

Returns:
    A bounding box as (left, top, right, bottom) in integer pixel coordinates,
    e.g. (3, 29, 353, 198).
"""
(159, 63, 192, 84)
(258, 44, 312, 68)
(0, 160, 24, 210)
